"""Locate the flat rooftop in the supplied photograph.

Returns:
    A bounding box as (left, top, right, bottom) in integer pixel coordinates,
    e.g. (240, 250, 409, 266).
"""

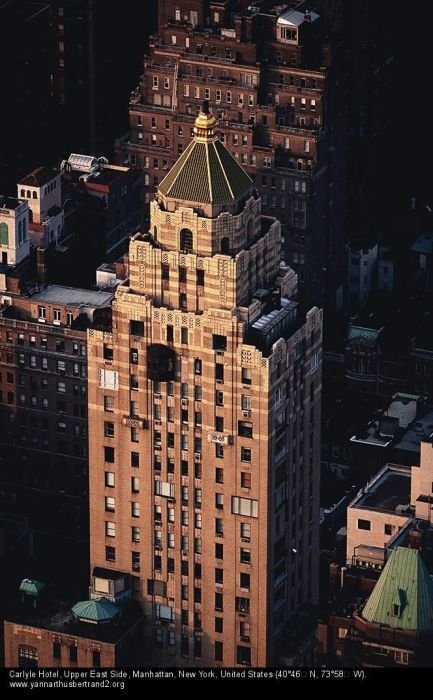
(277, 7, 319, 26)
(87, 167, 126, 187)
(350, 393, 422, 448)
(394, 409, 433, 453)
(0, 196, 23, 211)
(350, 465, 411, 512)
(6, 597, 143, 645)
(251, 297, 297, 334)
(30, 285, 114, 308)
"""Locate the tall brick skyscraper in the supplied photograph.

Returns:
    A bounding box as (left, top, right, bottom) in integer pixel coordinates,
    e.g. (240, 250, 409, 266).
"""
(116, 0, 345, 314)
(89, 107, 322, 666)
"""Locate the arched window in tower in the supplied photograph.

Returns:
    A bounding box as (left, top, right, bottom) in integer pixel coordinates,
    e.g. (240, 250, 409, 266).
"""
(179, 228, 193, 253)
(18, 220, 23, 245)
(153, 225, 158, 240)
(26, 190, 31, 199)
(20, 189, 25, 198)
(221, 237, 230, 254)
(32, 191, 37, 199)
(246, 219, 253, 243)
(0, 222, 8, 246)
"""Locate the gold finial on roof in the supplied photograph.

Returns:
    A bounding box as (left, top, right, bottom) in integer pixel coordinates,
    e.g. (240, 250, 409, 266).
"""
(194, 101, 218, 142)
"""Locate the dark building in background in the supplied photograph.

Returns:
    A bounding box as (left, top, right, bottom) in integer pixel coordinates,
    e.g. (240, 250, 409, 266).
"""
(0, 195, 114, 583)
(0, 2, 53, 195)
(0, 0, 155, 194)
(115, 0, 347, 316)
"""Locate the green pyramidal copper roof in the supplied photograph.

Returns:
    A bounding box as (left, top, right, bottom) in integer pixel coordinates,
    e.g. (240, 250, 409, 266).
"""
(362, 547, 433, 631)
(19, 579, 46, 596)
(158, 108, 253, 204)
(72, 597, 119, 624)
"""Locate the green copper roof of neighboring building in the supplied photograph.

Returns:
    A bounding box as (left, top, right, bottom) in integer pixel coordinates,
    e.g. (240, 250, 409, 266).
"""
(72, 598, 119, 624)
(348, 325, 381, 342)
(19, 579, 46, 596)
(158, 108, 253, 204)
(362, 547, 433, 631)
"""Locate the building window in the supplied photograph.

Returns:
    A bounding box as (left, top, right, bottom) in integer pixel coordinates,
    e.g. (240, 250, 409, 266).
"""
(105, 521, 116, 537)
(53, 641, 61, 659)
(132, 552, 140, 572)
(236, 597, 250, 615)
(215, 493, 224, 510)
(104, 421, 115, 438)
(105, 496, 115, 512)
(104, 396, 114, 412)
(240, 548, 251, 564)
(241, 472, 251, 489)
(56, 360, 66, 374)
(92, 650, 101, 667)
(131, 476, 140, 493)
(238, 421, 253, 438)
(215, 518, 223, 536)
(104, 446, 115, 463)
(132, 526, 140, 543)
(105, 471, 115, 488)
(179, 228, 193, 253)
(241, 368, 252, 385)
(18, 645, 38, 668)
(240, 523, 251, 541)
(105, 546, 116, 562)
(240, 621, 250, 641)
(240, 572, 250, 591)
(241, 447, 251, 462)
(69, 645, 78, 662)
(384, 523, 394, 535)
(131, 451, 139, 468)
(212, 334, 227, 351)
(215, 592, 223, 611)
(358, 519, 371, 531)
(130, 320, 144, 337)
